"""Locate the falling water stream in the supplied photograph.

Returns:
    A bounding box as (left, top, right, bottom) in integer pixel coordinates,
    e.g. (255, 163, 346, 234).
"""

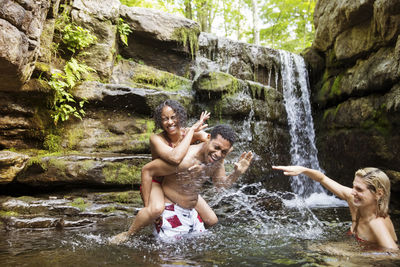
(279, 50, 325, 197)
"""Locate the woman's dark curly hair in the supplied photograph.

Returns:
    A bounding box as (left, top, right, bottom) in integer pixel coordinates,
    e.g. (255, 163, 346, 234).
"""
(153, 100, 187, 130)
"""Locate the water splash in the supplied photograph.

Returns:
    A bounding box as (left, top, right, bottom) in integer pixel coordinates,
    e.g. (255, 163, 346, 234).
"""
(279, 50, 325, 197)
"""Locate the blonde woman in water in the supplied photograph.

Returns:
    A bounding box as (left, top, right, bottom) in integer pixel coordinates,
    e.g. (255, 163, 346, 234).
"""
(273, 165, 398, 250)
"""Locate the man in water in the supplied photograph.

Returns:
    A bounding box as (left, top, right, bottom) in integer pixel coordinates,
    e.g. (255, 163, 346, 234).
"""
(111, 124, 253, 242)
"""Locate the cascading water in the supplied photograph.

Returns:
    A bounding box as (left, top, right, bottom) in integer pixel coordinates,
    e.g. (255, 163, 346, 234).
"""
(279, 50, 325, 197)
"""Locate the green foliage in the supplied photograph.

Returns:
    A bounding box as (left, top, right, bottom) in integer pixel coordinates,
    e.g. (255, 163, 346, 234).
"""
(118, 18, 133, 46)
(48, 4, 98, 125)
(142, 0, 316, 53)
(120, 0, 156, 8)
(48, 58, 93, 125)
(257, 0, 316, 52)
(62, 24, 97, 53)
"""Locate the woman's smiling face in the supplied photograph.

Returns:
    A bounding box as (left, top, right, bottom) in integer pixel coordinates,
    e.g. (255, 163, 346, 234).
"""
(351, 175, 377, 207)
(160, 105, 180, 135)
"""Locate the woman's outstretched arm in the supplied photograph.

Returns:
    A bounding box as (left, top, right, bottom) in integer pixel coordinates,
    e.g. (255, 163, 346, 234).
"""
(272, 166, 352, 200)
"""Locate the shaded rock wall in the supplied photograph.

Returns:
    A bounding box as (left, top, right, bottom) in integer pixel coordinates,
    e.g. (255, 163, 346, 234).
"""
(304, 0, 400, 207)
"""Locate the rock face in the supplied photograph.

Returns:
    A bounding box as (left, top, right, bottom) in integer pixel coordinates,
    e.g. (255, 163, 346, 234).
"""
(0, 151, 29, 184)
(0, 0, 51, 91)
(0, 0, 292, 191)
(304, 0, 400, 204)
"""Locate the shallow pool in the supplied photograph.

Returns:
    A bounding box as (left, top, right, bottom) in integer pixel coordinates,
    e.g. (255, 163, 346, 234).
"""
(1, 184, 399, 266)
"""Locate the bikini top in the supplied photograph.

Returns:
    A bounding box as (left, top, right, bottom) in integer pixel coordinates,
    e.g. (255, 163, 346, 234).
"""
(163, 129, 186, 148)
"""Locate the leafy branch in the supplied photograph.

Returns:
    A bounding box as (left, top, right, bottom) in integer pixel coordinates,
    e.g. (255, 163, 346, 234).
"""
(48, 58, 94, 125)
(118, 18, 133, 46)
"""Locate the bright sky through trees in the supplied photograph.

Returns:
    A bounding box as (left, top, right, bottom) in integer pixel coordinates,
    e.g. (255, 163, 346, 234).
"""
(120, 0, 316, 53)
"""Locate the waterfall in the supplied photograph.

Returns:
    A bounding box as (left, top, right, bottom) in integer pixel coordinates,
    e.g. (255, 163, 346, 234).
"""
(279, 50, 325, 197)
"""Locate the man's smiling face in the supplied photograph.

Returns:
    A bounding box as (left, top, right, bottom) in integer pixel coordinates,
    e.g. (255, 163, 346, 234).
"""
(204, 134, 232, 164)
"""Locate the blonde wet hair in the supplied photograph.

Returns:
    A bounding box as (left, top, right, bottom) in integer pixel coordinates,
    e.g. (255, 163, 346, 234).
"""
(355, 167, 391, 217)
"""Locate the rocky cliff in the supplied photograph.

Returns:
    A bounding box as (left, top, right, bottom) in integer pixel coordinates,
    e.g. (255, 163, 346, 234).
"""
(0, 0, 292, 192)
(303, 0, 400, 207)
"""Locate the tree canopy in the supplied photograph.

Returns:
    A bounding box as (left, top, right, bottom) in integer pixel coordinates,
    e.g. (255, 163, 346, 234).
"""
(120, 0, 316, 53)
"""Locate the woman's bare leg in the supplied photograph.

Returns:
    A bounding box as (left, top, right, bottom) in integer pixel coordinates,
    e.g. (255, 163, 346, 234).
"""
(109, 183, 165, 244)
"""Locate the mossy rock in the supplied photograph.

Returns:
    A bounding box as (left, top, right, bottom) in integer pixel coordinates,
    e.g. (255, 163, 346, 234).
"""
(102, 162, 143, 185)
(113, 59, 193, 92)
(171, 26, 200, 58)
(95, 191, 143, 206)
(194, 71, 241, 98)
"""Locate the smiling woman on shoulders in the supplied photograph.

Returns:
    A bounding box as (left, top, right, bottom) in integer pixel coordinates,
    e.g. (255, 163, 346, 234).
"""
(273, 165, 398, 251)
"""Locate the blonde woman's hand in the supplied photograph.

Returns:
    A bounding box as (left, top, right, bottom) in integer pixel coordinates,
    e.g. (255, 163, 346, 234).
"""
(272, 165, 306, 176)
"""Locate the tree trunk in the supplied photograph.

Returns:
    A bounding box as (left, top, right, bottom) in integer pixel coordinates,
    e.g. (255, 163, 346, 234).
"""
(251, 0, 260, 45)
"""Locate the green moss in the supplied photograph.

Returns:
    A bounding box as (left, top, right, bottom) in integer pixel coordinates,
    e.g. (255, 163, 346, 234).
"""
(35, 61, 51, 74)
(114, 192, 133, 203)
(47, 158, 67, 175)
(102, 162, 142, 185)
(131, 64, 192, 92)
(43, 134, 63, 152)
(70, 197, 89, 211)
(329, 74, 343, 97)
(360, 104, 391, 136)
(172, 27, 200, 59)
(197, 72, 239, 96)
(0, 210, 19, 217)
(97, 206, 116, 213)
(26, 156, 48, 171)
(248, 82, 276, 101)
(66, 127, 85, 150)
(80, 160, 96, 171)
(316, 79, 332, 104)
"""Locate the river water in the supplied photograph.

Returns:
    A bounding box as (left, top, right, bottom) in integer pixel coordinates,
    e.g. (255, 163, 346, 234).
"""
(1, 183, 399, 266)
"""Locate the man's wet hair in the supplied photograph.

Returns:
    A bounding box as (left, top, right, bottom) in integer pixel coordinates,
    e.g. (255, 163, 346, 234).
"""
(210, 124, 236, 145)
(154, 100, 187, 129)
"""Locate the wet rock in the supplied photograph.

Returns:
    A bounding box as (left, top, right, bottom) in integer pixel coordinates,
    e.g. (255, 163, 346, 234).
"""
(63, 218, 94, 228)
(48, 205, 81, 216)
(256, 195, 284, 211)
(0, 151, 29, 184)
(196, 33, 282, 85)
(2, 197, 68, 215)
(3, 216, 64, 229)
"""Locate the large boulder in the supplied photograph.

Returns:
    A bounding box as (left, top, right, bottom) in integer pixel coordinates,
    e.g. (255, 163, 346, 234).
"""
(0, 0, 51, 91)
(315, 43, 400, 107)
(111, 59, 193, 92)
(17, 154, 150, 187)
(313, 0, 375, 52)
(119, 6, 200, 76)
(0, 151, 29, 184)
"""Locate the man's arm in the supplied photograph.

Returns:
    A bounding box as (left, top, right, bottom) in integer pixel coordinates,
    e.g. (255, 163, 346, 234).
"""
(212, 151, 253, 189)
(141, 158, 177, 206)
